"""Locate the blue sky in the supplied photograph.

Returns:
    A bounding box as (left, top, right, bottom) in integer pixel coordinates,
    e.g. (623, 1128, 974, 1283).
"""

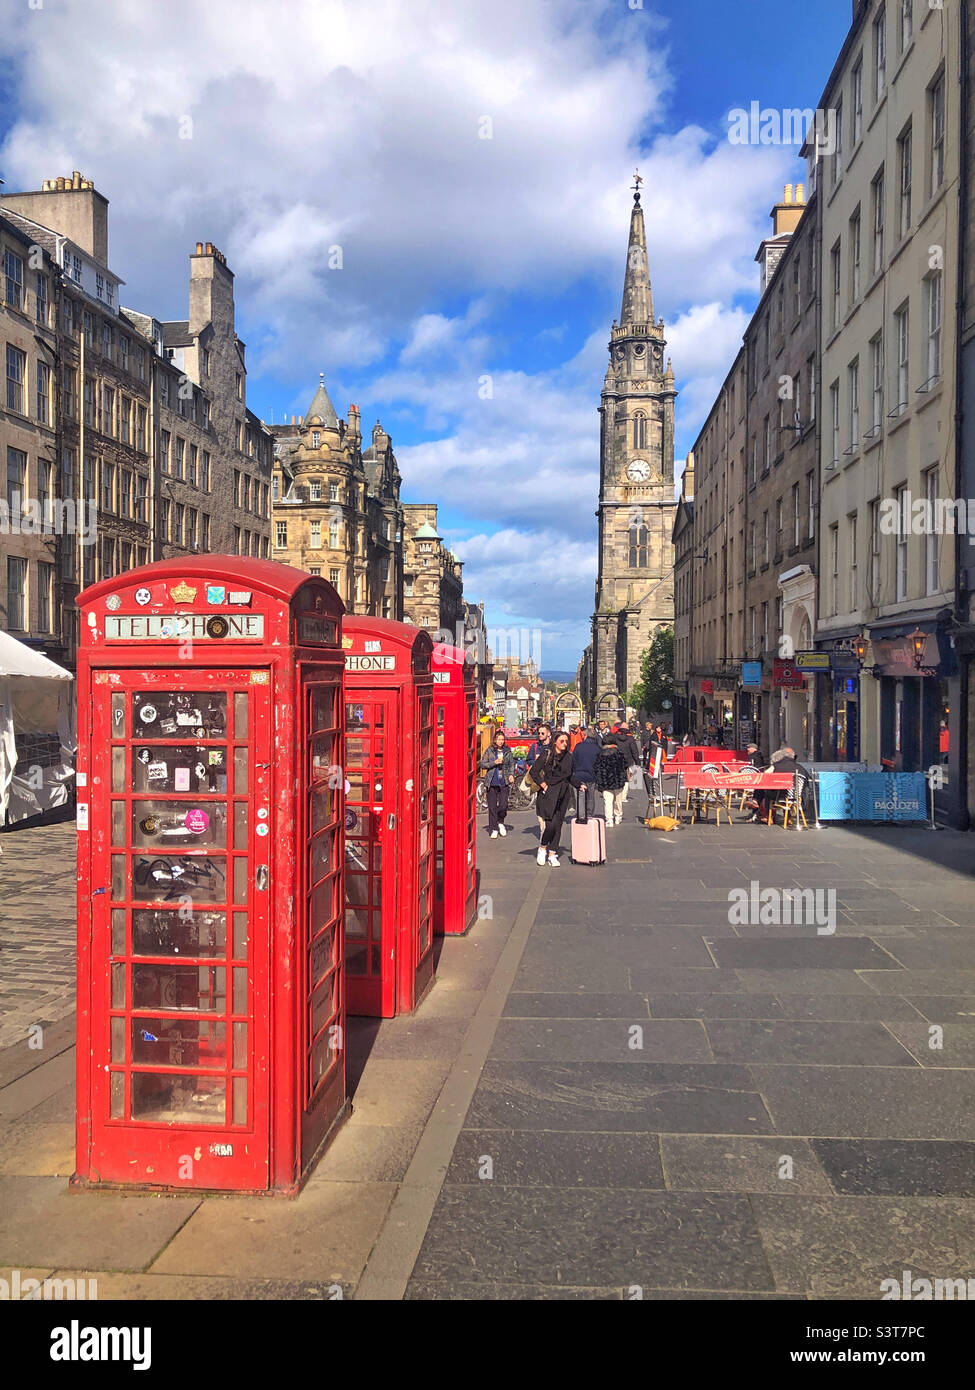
(1, 0, 851, 669)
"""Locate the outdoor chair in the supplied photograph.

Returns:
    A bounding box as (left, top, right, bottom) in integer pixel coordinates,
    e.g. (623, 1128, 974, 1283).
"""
(769, 773, 809, 829)
(645, 770, 681, 820)
(688, 764, 734, 826)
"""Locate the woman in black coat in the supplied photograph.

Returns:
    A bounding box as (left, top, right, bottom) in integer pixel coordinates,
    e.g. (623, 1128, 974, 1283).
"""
(532, 730, 574, 866)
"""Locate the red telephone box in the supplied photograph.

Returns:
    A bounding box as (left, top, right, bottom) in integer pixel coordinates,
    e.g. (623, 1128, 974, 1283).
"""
(342, 617, 435, 1017)
(73, 557, 346, 1194)
(432, 644, 477, 935)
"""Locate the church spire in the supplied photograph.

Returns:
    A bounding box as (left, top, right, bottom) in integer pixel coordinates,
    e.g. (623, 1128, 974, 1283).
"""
(620, 171, 653, 326)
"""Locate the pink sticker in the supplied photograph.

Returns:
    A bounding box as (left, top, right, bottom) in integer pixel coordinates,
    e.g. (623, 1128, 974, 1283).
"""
(184, 809, 210, 834)
(174, 767, 190, 791)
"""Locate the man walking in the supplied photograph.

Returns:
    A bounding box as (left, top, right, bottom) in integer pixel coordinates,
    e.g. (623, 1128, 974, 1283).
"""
(571, 726, 604, 821)
(615, 721, 643, 807)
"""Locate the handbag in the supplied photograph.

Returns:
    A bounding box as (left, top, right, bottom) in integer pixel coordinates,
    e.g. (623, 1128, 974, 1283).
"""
(526, 750, 547, 789)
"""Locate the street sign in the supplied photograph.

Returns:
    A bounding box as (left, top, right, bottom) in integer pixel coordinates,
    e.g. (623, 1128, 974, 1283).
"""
(795, 651, 830, 670)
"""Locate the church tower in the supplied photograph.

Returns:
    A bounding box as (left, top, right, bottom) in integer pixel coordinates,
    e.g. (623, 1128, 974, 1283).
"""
(590, 174, 678, 712)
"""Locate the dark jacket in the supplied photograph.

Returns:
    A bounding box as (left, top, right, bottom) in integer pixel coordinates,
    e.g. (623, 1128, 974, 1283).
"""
(532, 746, 574, 820)
(570, 734, 601, 786)
(594, 742, 627, 792)
(768, 754, 809, 781)
(639, 726, 653, 751)
(615, 732, 642, 768)
(479, 746, 516, 786)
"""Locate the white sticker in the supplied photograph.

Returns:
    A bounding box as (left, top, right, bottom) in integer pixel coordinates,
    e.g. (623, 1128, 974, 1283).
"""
(77, 803, 89, 830)
(105, 594, 121, 611)
(87, 612, 97, 627)
(77, 772, 87, 788)
(134, 587, 152, 606)
(147, 761, 168, 781)
(174, 768, 190, 791)
(256, 823, 269, 837)
(139, 704, 157, 723)
(405, 778, 414, 792)
(257, 808, 268, 820)
(365, 640, 381, 653)
(176, 710, 202, 726)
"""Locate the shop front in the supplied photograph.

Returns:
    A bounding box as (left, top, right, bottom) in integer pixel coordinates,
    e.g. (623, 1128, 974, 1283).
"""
(811, 634, 862, 762)
(869, 614, 959, 826)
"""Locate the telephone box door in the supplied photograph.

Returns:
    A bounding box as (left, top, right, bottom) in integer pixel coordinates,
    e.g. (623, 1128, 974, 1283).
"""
(344, 694, 397, 1016)
(85, 668, 270, 1190)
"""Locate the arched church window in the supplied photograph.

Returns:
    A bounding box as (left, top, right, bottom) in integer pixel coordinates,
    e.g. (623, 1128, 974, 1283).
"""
(628, 524, 648, 568)
(632, 413, 647, 449)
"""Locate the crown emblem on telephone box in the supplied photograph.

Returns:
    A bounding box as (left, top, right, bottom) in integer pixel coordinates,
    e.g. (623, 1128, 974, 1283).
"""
(169, 582, 197, 603)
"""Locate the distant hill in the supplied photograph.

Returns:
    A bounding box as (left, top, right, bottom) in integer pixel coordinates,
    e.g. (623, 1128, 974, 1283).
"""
(541, 671, 578, 683)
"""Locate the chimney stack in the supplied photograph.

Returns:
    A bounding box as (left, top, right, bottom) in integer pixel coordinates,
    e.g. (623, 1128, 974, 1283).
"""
(189, 238, 235, 336)
(0, 172, 109, 264)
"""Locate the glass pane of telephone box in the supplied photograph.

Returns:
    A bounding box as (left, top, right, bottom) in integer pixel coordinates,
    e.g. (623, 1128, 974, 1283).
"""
(132, 801, 228, 849)
(131, 963, 226, 1012)
(131, 1072, 226, 1125)
(133, 691, 227, 739)
(311, 686, 335, 732)
(131, 746, 228, 794)
(310, 735, 336, 782)
(131, 854, 227, 904)
(132, 1017, 227, 1068)
(132, 909, 226, 958)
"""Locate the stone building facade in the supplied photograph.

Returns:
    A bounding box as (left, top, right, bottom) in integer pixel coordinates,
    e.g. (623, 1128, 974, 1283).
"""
(402, 504, 465, 636)
(271, 379, 403, 617)
(583, 182, 678, 717)
(741, 184, 819, 758)
(680, 348, 749, 743)
(958, 0, 975, 823)
(0, 173, 272, 667)
(810, 0, 963, 821)
(1, 212, 63, 659)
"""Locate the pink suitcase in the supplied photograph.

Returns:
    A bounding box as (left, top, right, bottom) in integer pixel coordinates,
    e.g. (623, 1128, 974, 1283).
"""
(570, 814, 606, 865)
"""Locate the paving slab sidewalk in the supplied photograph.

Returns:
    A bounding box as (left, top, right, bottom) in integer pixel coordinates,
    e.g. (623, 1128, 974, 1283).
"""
(4, 811, 975, 1299)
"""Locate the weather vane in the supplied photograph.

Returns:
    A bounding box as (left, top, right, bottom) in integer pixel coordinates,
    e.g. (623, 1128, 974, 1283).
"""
(632, 168, 643, 201)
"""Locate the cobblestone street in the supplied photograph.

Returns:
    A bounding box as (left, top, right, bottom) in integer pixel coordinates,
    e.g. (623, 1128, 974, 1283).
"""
(0, 825, 77, 1051)
(2, 810, 975, 1298)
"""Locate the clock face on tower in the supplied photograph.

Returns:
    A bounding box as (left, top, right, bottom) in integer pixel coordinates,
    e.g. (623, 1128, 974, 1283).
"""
(626, 460, 651, 482)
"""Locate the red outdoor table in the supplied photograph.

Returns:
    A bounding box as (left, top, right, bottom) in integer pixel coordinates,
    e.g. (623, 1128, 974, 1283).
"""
(675, 768, 798, 827)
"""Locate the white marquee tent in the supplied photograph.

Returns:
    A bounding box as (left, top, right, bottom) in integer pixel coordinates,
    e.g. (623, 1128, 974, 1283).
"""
(0, 630, 75, 828)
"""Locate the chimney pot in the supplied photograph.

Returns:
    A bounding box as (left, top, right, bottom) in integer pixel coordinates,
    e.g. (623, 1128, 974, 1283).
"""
(796, 182, 805, 203)
(785, 184, 793, 203)
(72, 171, 81, 189)
(196, 241, 203, 255)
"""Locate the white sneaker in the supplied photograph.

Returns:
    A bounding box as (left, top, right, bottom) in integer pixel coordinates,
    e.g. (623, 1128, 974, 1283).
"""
(498, 824, 507, 836)
(536, 847, 547, 866)
(490, 830, 498, 839)
(547, 853, 560, 866)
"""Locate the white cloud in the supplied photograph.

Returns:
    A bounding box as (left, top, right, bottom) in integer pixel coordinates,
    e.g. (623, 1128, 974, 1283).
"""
(0, 0, 797, 665)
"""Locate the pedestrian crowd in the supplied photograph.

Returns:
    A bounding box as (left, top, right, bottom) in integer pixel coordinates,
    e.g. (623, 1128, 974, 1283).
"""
(480, 716, 811, 862)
